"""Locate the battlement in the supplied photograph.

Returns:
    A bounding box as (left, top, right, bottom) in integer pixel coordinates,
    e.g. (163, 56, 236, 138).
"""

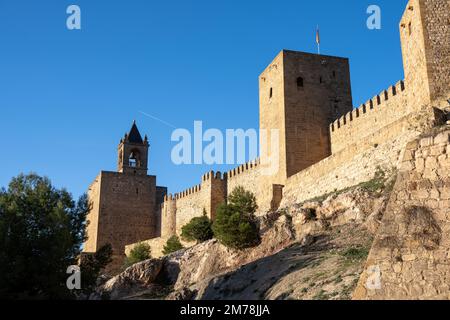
(331, 80, 406, 134)
(202, 170, 227, 182)
(173, 184, 202, 200)
(330, 80, 412, 154)
(227, 158, 261, 179)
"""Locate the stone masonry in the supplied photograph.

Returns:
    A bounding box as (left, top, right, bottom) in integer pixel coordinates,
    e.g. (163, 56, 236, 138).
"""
(353, 129, 450, 299)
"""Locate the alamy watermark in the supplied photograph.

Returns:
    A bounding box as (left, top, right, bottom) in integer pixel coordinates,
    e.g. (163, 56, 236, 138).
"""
(66, 265, 81, 290)
(171, 121, 280, 176)
(365, 265, 382, 290)
(67, 5, 81, 30)
(367, 5, 381, 30)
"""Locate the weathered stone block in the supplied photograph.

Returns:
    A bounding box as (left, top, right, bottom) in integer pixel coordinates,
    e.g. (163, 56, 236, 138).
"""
(434, 132, 450, 145)
(420, 137, 434, 147)
(425, 157, 438, 169)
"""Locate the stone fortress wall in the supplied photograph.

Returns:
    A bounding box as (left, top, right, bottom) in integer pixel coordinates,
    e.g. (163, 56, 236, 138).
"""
(160, 171, 227, 237)
(330, 80, 407, 154)
(280, 105, 438, 206)
(353, 129, 450, 300)
(124, 0, 449, 258)
(281, 0, 450, 206)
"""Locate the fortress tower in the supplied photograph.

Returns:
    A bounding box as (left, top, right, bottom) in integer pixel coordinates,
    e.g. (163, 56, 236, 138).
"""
(83, 122, 167, 273)
(259, 50, 353, 185)
(400, 0, 450, 107)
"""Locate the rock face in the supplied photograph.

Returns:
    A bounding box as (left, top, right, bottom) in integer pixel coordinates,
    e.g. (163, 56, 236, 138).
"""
(92, 258, 164, 300)
(93, 187, 387, 300)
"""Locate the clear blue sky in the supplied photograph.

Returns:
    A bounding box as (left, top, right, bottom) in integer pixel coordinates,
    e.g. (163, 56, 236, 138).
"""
(0, 0, 408, 199)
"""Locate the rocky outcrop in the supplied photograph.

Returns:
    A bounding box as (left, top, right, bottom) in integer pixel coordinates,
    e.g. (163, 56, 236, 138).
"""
(92, 258, 164, 300)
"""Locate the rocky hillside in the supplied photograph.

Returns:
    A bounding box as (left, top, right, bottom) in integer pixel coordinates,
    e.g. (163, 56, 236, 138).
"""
(92, 184, 391, 300)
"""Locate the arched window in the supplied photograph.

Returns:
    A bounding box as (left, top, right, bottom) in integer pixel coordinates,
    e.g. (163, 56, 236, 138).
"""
(296, 77, 304, 88)
(129, 150, 141, 168)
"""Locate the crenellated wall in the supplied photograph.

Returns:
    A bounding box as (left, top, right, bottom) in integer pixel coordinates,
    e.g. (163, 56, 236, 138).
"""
(330, 80, 409, 154)
(227, 159, 262, 205)
(281, 106, 438, 207)
(160, 171, 227, 237)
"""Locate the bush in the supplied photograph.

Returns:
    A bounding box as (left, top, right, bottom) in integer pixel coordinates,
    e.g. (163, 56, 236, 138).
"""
(163, 236, 184, 255)
(341, 246, 369, 261)
(123, 242, 152, 269)
(212, 186, 260, 250)
(181, 213, 213, 243)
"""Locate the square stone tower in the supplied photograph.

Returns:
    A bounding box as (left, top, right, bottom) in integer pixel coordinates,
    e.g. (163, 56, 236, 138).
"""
(400, 0, 450, 107)
(83, 122, 166, 273)
(259, 50, 353, 186)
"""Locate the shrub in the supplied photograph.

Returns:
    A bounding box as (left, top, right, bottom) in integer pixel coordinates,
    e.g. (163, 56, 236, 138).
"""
(341, 246, 369, 261)
(163, 236, 184, 255)
(123, 242, 151, 268)
(212, 187, 260, 250)
(359, 166, 387, 193)
(181, 213, 213, 243)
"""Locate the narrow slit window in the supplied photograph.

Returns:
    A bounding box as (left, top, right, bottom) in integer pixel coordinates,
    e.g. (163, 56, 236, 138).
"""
(269, 87, 273, 99)
(296, 77, 304, 88)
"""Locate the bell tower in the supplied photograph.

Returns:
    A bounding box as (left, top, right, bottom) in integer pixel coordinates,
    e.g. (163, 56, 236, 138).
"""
(118, 121, 149, 175)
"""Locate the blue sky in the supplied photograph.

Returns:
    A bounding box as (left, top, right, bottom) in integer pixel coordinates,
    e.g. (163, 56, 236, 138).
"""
(0, 0, 408, 199)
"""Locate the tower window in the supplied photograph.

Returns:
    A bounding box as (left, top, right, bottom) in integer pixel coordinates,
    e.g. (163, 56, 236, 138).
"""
(296, 77, 304, 88)
(128, 150, 141, 168)
(319, 76, 323, 84)
(332, 71, 336, 78)
(408, 22, 412, 35)
(269, 87, 273, 99)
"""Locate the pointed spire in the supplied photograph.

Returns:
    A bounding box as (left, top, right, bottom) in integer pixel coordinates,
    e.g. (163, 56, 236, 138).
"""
(125, 121, 144, 144)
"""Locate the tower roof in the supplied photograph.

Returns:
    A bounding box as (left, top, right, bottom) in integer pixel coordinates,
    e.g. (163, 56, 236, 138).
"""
(125, 121, 144, 144)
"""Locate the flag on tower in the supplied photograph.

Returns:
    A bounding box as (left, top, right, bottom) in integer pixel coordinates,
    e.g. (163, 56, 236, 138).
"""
(316, 26, 320, 45)
(316, 25, 320, 54)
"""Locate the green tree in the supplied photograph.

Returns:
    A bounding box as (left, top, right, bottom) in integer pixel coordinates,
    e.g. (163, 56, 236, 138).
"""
(0, 173, 110, 299)
(180, 212, 213, 243)
(227, 186, 258, 215)
(162, 235, 184, 255)
(212, 186, 260, 250)
(123, 242, 152, 269)
(79, 243, 113, 295)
